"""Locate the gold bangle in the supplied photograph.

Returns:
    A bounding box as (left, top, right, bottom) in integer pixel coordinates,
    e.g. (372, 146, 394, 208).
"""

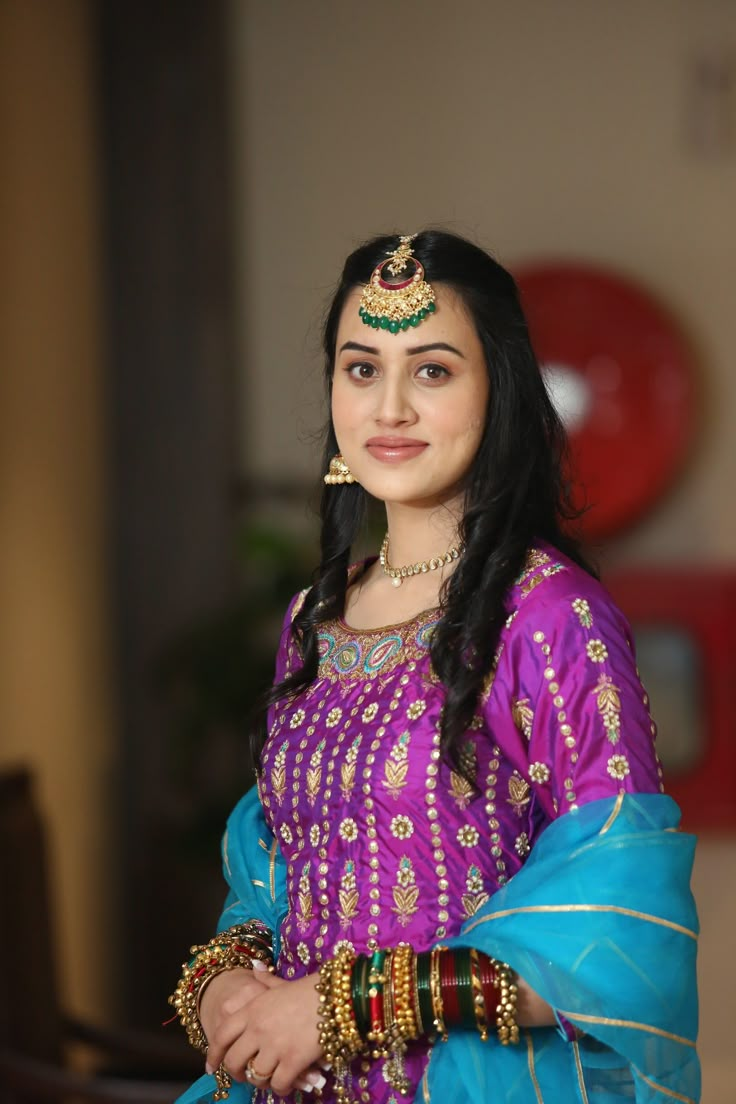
(391, 943, 418, 1042)
(168, 923, 274, 1059)
(411, 948, 424, 1036)
(492, 958, 520, 1045)
(429, 946, 447, 1041)
(468, 948, 489, 1042)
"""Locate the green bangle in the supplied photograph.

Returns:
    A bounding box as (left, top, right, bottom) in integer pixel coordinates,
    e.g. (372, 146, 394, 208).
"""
(454, 949, 476, 1026)
(352, 955, 370, 1037)
(415, 952, 434, 1036)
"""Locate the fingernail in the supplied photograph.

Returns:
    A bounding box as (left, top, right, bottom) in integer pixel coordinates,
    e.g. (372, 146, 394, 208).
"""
(307, 1073, 327, 1090)
(205, 1063, 214, 1075)
(298, 1083, 314, 1093)
(252, 959, 268, 971)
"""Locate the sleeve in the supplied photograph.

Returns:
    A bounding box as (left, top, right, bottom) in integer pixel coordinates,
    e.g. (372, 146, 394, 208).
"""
(507, 581, 663, 819)
(214, 589, 307, 937)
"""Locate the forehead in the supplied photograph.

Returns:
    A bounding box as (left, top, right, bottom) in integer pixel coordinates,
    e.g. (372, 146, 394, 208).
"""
(336, 284, 481, 354)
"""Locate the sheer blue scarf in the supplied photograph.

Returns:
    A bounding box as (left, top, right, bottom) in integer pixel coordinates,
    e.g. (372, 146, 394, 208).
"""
(177, 789, 699, 1104)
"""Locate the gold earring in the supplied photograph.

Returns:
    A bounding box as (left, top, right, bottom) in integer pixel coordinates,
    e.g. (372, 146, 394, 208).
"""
(324, 454, 356, 485)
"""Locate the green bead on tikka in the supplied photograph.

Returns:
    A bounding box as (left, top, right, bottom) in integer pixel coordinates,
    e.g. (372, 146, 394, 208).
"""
(359, 298, 436, 333)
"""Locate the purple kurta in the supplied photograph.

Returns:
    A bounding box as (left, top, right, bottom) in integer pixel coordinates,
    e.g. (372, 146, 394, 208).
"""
(256, 543, 662, 1103)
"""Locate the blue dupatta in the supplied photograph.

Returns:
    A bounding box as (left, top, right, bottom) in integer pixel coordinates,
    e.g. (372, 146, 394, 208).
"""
(177, 790, 700, 1104)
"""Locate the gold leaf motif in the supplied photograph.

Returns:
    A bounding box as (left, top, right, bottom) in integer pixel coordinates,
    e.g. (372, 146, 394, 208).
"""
(450, 740, 477, 809)
(338, 889, 359, 927)
(270, 740, 289, 804)
(462, 891, 490, 918)
(383, 756, 409, 797)
(296, 862, 312, 933)
(392, 886, 419, 926)
(512, 698, 534, 740)
(593, 673, 622, 744)
(271, 765, 286, 804)
(306, 738, 326, 806)
(340, 735, 362, 800)
(508, 772, 531, 816)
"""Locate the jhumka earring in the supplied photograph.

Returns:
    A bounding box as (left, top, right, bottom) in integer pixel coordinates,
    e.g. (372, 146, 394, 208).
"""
(324, 454, 356, 485)
(358, 234, 436, 334)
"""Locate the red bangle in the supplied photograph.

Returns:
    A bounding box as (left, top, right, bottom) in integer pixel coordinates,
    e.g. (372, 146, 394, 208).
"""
(439, 950, 461, 1026)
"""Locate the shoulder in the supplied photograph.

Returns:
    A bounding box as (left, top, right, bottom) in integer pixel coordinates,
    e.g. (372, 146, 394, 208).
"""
(507, 541, 629, 636)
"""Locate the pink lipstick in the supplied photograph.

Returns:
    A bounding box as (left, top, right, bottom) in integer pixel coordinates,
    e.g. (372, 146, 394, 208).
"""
(365, 436, 428, 463)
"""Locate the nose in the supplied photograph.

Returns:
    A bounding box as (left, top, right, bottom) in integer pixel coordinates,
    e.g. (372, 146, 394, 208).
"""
(374, 373, 417, 427)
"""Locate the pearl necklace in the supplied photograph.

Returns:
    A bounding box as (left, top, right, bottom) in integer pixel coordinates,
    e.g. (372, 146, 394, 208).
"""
(379, 532, 463, 587)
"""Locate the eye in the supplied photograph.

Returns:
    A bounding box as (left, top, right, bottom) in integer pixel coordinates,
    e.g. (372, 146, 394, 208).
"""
(416, 363, 450, 382)
(345, 361, 378, 381)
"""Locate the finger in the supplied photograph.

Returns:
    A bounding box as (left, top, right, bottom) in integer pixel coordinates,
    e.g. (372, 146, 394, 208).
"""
(204, 1009, 250, 1073)
(248, 969, 283, 989)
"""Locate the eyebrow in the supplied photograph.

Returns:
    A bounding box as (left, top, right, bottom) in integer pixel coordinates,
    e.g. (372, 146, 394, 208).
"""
(338, 340, 466, 358)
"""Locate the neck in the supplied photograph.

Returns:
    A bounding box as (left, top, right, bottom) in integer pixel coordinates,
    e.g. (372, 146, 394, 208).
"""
(382, 498, 463, 567)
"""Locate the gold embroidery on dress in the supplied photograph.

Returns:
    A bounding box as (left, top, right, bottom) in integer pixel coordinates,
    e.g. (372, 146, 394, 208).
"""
(508, 772, 531, 816)
(515, 548, 551, 585)
(449, 740, 477, 809)
(461, 863, 489, 918)
(512, 697, 534, 740)
(337, 859, 359, 928)
(383, 730, 411, 798)
(592, 673, 622, 744)
(340, 734, 362, 800)
(572, 597, 593, 628)
(270, 740, 288, 804)
(392, 855, 419, 926)
(305, 738, 326, 806)
(296, 861, 313, 933)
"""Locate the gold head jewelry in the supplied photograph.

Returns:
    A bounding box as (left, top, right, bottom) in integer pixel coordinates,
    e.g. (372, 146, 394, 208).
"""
(359, 235, 436, 334)
(324, 454, 356, 485)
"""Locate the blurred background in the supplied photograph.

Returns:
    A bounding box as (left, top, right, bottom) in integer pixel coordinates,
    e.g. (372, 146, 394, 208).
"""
(1, 0, 734, 1100)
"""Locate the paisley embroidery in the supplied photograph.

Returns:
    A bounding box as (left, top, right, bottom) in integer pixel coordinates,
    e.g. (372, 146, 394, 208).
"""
(382, 730, 411, 798)
(392, 856, 419, 926)
(593, 673, 622, 744)
(296, 861, 312, 933)
(340, 734, 362, 800)
(462, 864, 489, 918)
(306, 738, 326, 806)
(337, 859, 359, 928)
(449, 740, 477, 809)
(315, 612, 439, 684)
(507, 772, 531, 816)
(270, 740, 289, 805)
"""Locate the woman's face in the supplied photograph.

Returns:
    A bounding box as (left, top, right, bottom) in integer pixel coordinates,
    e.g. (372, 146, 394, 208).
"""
(331, 284, 490, 510)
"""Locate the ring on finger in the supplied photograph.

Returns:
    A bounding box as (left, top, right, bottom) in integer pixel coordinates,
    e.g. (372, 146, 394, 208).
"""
(245, 1060, 275, 1083)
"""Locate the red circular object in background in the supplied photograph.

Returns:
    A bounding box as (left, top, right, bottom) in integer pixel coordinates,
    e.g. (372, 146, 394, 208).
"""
(515, 263, 697, 540)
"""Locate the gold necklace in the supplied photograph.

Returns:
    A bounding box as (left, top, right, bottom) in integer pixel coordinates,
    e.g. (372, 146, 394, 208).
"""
(379, 532, 463, 588)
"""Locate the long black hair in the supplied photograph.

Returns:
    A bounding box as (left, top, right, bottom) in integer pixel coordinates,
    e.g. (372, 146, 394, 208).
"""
(252, 229, 594, 772)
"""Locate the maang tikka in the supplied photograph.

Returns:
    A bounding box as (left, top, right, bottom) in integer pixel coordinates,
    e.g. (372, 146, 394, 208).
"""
(358, 235, 436, 334)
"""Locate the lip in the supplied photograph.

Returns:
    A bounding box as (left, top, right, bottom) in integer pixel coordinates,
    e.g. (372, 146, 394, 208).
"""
(365, 436, 428, 463)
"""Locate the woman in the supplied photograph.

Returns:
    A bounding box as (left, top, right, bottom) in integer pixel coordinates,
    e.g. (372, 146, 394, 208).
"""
(171, 231, 700, 1104)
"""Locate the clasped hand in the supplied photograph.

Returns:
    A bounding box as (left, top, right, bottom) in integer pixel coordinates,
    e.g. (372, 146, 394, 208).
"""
(202, 966, 326, 1096)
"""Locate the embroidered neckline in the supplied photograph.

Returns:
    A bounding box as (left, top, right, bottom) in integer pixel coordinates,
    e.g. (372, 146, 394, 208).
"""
(317, 607, 440, 682)
(336, 606, 440, 636)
